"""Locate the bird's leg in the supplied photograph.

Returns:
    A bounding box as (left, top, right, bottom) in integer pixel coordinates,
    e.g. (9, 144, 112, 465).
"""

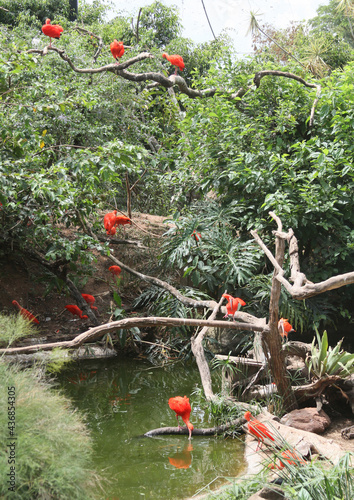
(188, 428, 192, 440)
(174, 67, 178, 75)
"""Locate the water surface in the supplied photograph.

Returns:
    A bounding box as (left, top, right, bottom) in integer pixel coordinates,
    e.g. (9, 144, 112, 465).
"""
(58, 358, 245, 499)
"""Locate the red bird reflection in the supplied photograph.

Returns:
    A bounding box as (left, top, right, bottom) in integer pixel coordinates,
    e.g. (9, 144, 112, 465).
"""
(244, 411, 275, 451)
(169, 395, 194, 440)
(82, 294, 98, 310)
(41, 19, 63, 46)
(278, 317, 295, 341)
(65, 305, 88, 320)
(222, 293, 246, 321)
(110, 40, 125, 64)
(12, 300, 39, 324)
(162, 52, 185, 74)
(168, 443, 193, 469)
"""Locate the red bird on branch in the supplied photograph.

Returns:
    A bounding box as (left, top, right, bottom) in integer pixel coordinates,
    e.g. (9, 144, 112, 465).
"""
(110, 40, 125, 64)
(82, 294, 98, 310)
(162, 52, 185, 74)
(278, 317, 295, 341)
(109, 265, 122, 277)
(222, 293, 246, 321)
(65, 305, 88, 320)
(244, 411, 275, 451)
(12, 300, 39, 324)
(169, 395, 194, 440)
(41, 19, 64, 47)
(104, 210, 117, 235)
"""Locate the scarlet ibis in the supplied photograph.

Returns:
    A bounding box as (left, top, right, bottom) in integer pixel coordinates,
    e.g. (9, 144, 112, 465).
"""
(162, 52, 185, 74)
(81, 294, 98, 310)
(115, 215, 131, 227)
(278, 318, 295, 341)
(41, 19, 63, 47)
(191, 230, 201, 242)
(110, 40, 124, 64)
(12, 300, 39, 324)
(268, 449, 306, 469)
(222, 293, 246, 320)
(65, 305, 88, 320)
(109, 265, 121, 276)
(104, 210, 117, 235)
(168, 395, 194, 440)
(244, 411, 275, 451)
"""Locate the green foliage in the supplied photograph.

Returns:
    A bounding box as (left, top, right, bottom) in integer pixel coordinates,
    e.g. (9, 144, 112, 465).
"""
(0, 363, 98, 498)
(306, 330, 354, 379)
(45, 347, 72, 372)
(0, 0, 70, 26)
(138, 1, 182, 48)
(0, 313, 38, 347)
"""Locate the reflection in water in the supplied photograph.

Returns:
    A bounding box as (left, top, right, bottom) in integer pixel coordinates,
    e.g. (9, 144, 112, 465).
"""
(169, 443, 193, 469)
(57, 358, 245, 499)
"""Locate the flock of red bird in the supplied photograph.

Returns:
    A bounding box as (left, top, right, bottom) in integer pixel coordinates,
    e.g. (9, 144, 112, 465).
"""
(41, 21, 185, 75)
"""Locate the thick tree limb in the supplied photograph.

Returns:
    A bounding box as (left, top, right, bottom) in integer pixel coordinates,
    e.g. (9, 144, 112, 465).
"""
(25, 47, 321, 125)
(0, 317, 268, 355)
(251, 215, 354, 299)
(191, 294, 225, 401)
(144, 416, 246, 437)
(293, 375, 343, 401)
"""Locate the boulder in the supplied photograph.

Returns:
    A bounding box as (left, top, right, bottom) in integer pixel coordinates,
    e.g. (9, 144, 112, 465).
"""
(280, 408, 331, 434)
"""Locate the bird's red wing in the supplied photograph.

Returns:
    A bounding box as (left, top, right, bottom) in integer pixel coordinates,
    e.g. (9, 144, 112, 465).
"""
(249, 421, 274, 441)
(169, 396, 191, 415)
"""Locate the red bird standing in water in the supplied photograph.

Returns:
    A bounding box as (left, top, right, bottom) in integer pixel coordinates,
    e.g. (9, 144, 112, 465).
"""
(41, 19, 64, 46)
(162, 52, 185, 74)
(278, 317, 295, 341)
(110, 40, 125, 64)
(169, 395, 194, 440)
(82, 294, 98, 310)
(222, 293, 246, 321)
(65, 305, 88, 320)
(12, 300, 39, 324)
(244, 411, 275, 451)
(109, 265, 122, 277)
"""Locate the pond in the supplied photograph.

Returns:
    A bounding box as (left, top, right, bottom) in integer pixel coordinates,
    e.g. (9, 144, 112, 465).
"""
(57, 357, 245, 499)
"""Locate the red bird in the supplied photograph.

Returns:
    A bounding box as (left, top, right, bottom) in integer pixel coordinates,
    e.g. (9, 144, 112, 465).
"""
(244, 411, 275, 451)
(41, 19, 64, 46)
(278, 318, 295, 341)
(12, 300, 39, 324)
(162, 52, 185, 74)
(65, 305, 88, 320)
(104, 210, 117, 235)
(268, 449, 306, 469)
(191, 230, 201, 242)
(115, 215, 131, 227)
(169, 395, 194, 440)
(81, 294, 98, 310)
(110, 40, 125, 64)
(109, 265, 122, 277)
(222, 293, 246, 320)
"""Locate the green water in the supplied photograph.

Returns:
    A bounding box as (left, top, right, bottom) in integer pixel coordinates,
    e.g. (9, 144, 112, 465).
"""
(58, 358, 245, 499)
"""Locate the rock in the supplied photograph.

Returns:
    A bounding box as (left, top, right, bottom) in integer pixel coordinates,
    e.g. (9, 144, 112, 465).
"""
(248, 486, 285, 500)
(280, 408, 331, 434)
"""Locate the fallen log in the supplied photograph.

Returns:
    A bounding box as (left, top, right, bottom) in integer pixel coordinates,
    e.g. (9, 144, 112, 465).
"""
(144, 416, 246, 437)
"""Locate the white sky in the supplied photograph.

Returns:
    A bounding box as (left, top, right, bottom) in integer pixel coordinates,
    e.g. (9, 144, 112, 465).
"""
(103, 0, 328, 54)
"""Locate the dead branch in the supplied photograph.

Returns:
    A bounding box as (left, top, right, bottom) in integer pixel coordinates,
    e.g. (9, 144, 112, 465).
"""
(191, 294, 225, 401)
(251, 213, 354, 299)
(144, 415, 246, 437)
(0, 317, 268, 355)
(25, 47, 321, 125)
(73, 26, 104, 63)
(293, 375, 342, 401)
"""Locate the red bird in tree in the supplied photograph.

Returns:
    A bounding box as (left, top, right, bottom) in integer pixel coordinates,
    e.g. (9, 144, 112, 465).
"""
(65, 305, 88, 320)
(41, 19, 64, 47)
(169, 395, 194, 440)
(222, 293, 246, 321)
(81, 294, 98, 310)
(162, 52, 185, 74)
(278, 317, 295, 341)
(110, 40, 125, 64)
(109, 265, 122, 277)
(104, 210, 118, 235)
(244, 411, 275, 451)
(12, 300, 39, 324)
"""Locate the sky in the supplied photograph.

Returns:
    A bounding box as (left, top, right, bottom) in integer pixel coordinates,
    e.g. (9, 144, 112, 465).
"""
(102, 0, 328, 55)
